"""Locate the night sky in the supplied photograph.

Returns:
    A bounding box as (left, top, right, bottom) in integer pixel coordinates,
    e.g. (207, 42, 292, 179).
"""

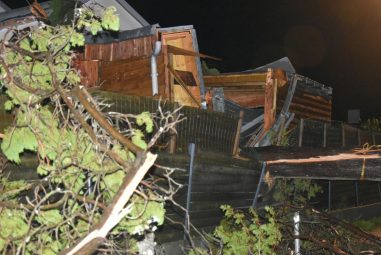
(128, 0, 381, 121)
(3, 0, 381, 121)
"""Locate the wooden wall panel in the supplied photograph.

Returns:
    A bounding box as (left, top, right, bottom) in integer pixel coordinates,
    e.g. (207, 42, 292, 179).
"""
(98, 55, 166, 97)
(277, 83, 332, 122)
(224, 91, 265, 108)
(161, 31, 201, 107)
(83, 36, 153, 61)
(75, 60, 99, 87)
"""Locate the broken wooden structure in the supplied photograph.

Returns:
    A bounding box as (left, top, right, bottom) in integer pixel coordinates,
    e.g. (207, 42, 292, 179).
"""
(1, 3, 381, 252)
(75, 24, 219, 109)
(203, 57, 333, 148)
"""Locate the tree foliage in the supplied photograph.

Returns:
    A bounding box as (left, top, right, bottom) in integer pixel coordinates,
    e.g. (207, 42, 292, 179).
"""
(0, 4, 180, 254)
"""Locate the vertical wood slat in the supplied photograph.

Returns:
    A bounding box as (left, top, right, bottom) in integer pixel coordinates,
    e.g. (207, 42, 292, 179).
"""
(342, 123, 346, 147)
(83, 36, 153, 61)
(233, 111, 244, 156)
(298, 118, 304, 147)
(89, 92, 240, 155)
(323, 123, 327, 148)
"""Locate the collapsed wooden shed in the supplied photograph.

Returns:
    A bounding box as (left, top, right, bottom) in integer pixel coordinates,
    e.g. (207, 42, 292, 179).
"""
(75, 24, 213, 108)
(203, 57, 333, 147)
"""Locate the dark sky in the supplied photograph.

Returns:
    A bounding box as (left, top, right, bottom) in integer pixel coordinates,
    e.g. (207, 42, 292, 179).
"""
(128, 0, 381, 121)
(3, 0, 381, 121)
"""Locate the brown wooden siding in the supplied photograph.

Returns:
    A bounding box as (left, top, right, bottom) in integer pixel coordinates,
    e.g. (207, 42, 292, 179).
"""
(75, 60, 99, 87)
(98, 55, 166, 97)
(277, 84, 332, 122)
(161, 31, 201, 107)
(83, 36, 154, 61)
(76, 36, 161, 91)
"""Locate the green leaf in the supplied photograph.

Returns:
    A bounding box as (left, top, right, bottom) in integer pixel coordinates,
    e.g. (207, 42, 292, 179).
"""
(36, 209, 63, 227)
(70, 32, 85, 47)
(4, 100, 13, 111)
(0, 209, 29, 240)
(101, 6, 120, 31)
(101, 170, 125, 200)
(1, 127, 38, 164)
(132, 130, 147, 150)
(114, 195, 165, 235)
(136, 112, 154, 133)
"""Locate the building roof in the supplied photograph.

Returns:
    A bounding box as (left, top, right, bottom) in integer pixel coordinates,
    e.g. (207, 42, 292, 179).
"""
(0, 1, 50, 23)
(0, 1, 10, 13)
(254, 57, 296, 74)
(0, 0, 150, 42)
(82, 0, 149, 31)
(0, 0, 149, 30)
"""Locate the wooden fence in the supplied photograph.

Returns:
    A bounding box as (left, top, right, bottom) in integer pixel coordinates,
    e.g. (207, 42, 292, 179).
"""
(94, 91, 240, 155)
(291, 118, 381, 148)
(153, 152, 261, 244)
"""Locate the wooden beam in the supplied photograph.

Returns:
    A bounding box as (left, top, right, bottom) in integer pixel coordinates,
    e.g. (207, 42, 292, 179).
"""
(166, 45, 221, 61)
(167, 64, 201, 107)
(232, 111, 244, 156)
(263, 70, 276, 132)
(205, 81, 266, 88)
(204, 73, 268, 85)
(255, 146, 381, 181)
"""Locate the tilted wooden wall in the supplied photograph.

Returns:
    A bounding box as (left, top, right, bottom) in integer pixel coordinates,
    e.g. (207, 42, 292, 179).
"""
(277, 82, 332, 122)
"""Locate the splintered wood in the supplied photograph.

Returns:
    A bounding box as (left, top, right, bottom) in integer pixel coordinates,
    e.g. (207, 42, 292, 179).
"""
(258, 146, 381, 181)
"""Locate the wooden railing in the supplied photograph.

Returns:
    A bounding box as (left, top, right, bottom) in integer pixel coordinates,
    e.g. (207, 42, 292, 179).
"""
(293, 118, 381, 148)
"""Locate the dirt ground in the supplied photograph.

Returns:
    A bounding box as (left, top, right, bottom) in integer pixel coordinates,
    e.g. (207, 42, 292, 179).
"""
(369, 227, 381, 238)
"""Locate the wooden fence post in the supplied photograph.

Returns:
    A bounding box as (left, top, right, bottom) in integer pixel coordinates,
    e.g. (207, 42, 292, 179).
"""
(342, 123, 346, 147)
(232, 111, 244, 156)
(168, 102, 179, 154)
(298, 118, 304, 147)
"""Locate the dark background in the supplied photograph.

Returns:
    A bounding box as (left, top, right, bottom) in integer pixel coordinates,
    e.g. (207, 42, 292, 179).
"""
(4, 0, 381, 121)
(128, 0, 381, 121)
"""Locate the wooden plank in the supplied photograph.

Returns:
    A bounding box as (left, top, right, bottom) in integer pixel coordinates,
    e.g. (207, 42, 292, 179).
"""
(279, 100, 332, 117)
(224, 91, 265, 108)
(298, 119, 304, 147)
(257, 146, 381, 181)
(168, 65, 201, 107)
(75, 60, 99, 87)
(161, 30, 202, 108)
(288, 94, 332, 110)
(204, 73, 268, 85)
(166, 44, 221, 61)
(232, 111, 244, 156)
(287, 108, 332, 122)
(98, 55, 166, 97)
(263, 70, 276, 132)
